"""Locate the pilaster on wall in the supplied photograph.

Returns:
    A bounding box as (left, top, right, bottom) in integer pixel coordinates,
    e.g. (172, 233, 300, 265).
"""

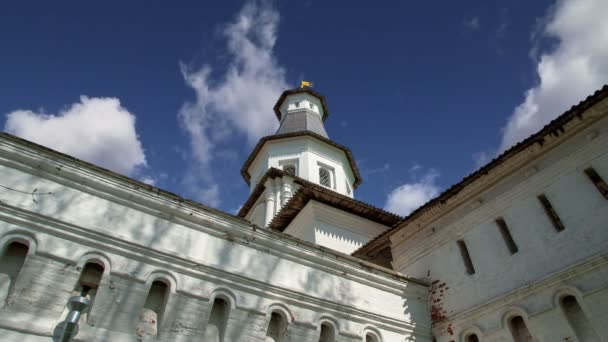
(288, 322, 320, 341)
(0, 254, 79, 334)
(158, 291, 209, 341)
(224, 308, 269, 342)
(263, 176, 300, 227)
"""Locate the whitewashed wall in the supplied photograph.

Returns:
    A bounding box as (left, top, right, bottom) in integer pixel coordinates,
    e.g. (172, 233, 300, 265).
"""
(285, 201, 390, 255)
(391, 111, 608, 341)
(0, 134, 430, 342)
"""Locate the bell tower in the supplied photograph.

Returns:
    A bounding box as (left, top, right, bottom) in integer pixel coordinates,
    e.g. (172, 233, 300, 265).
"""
(240, 85, 362, 227)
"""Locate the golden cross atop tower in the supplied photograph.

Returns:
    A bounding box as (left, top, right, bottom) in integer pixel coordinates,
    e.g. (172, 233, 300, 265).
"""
(300, 80, 314, 88)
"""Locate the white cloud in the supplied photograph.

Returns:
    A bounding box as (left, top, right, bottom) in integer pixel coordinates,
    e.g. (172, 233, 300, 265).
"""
(363, 163, 390, 176)
(463, 17, 480, 30)
(141, 177, 156, 186)
(472, 151, 491, 169)
(500, 0, 608, 151)
(385, 169, 441, 216)
(178, 0, 288, 206)
(4, 96, 146, 175)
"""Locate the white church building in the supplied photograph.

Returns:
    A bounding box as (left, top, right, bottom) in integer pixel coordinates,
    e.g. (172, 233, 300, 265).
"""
(0, 85, 607, 341)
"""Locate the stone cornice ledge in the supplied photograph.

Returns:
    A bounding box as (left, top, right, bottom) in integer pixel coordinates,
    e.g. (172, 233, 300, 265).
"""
(0, 134, 426, 295)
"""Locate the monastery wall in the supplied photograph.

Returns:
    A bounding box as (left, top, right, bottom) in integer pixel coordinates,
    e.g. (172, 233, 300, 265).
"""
(0, 134, 430, 341)
(391, 106, 608, 341)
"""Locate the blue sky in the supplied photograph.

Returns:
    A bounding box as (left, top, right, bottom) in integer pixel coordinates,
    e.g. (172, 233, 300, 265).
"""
(2, 0, 607, 215)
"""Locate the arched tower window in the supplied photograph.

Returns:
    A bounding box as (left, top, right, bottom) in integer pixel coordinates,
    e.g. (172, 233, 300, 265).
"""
(74, 262, 104, 322)
(319, 322, 335, 342)
(560, 295, 599, 342)
(204, 297, 230, 342)
(508, 316, 533, 342)
(266, 311, 287, 342)
(465, 334, 479, 342)
(137, 280, 170, 338)
(0, 241, 29, 302)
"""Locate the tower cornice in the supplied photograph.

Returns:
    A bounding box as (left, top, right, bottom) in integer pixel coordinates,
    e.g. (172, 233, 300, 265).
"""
(273, 88, 330, 122)
(240, 130, 362, 188)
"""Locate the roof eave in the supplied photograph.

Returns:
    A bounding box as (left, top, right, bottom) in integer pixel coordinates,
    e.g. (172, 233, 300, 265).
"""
(240, 131, 362, 188)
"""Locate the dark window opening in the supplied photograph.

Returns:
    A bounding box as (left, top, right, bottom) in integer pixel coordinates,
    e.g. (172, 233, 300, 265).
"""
(496, 218, 519, 254)
(466, 334, 479, 342)
(561, 295, 600, 342)
(0, 242, 29, 302)
(318, 322, 335, 342)
(457, 240, 475, 275)
(74, 262, 104, 322)
(204, 297, 230, 342)
(538, 194, 565, 232)
(508, 316, 533, 342)
(266, 311, 287, 342)
(137, 280, 170, 337)
(365, 333, 379, 342)
(585, 167, 608, 199)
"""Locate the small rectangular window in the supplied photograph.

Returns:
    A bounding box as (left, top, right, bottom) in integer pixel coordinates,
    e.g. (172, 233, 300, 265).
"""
(283, 164, 296, 176)
(584, 167, 608, 199)
(319, 168, 331, 187)
(279, 159, 298, 177)
(496, 218, 518, 254)
(457, 240, 475, 275)
(538, 194, 565, 232)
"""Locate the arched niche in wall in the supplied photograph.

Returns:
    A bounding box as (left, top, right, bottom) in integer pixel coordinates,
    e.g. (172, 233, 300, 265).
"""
(464, 334, 479, 342)
(555, 290, 600, 342)
(204, 289, 236, 342)
(135, 272, 176, 339)
(362, 326, 382, 342)
(73, 263, 104, 321)
(68, 252, 111, 324)
(0, 233, 36, 304)
(265, 304, 292, 342)
(501, 307, 533, 342)
(507, 316, 533, 342)
(317, 317, 338, 342)
(460, 325, 483, 342)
